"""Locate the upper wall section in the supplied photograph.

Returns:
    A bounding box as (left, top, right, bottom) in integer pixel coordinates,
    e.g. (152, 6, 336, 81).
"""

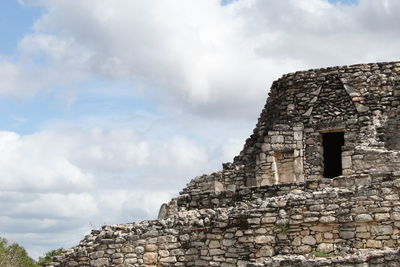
(233, 61, 400, 187)
(177, 61, 400, 196)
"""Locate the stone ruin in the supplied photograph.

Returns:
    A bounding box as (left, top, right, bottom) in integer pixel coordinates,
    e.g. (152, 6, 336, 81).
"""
(48, 61, 400, 266)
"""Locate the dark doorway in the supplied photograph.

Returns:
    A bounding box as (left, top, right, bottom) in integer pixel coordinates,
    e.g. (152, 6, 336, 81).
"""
(322, 132, 344, 178)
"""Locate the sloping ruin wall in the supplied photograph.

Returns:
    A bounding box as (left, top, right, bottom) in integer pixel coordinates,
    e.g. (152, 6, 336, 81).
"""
(181, 61, 400, 193)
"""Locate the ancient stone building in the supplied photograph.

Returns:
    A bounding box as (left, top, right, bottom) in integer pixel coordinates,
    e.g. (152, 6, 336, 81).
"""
(48, 61, 400, 266)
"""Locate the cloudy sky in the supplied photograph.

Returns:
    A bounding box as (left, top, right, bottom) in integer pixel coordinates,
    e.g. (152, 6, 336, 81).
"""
(0, 0, 399, 259)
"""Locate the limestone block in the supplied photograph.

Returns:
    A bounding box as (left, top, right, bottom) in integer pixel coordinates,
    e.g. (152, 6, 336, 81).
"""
(366, 240, 382, 248)
(247, 218, 261, 224)
(90, 251, 104, 259)
(255, 228, 267, 234)
(294, 131, 303, 141)
(339, 231, 355, 239)
(391, 212, 400, 221)
(356, 226, 368, 232)
(170, 249, 185, 256)
(355, 214, 373, 222)
(195, 259, 210, 266)
(271, 135, 284, 143)
(134, 246, 145, 254)
(354, 102, 369, 113)
(121, 246, 133, 253)
(226, 184, 236, 192)
(319, 216, 336, 223)
(371, 225, 393, 235)
(297, 245, 312, 253)
(255, 235, 275, 244)
(125, 258, 137, 264)
(287, 104, 295, 111)
(261, 216, 277, 224)
(266, 156, 274, 163)
(214, 181, 224, 193)
(315, 233, 323, 243)
(323, 233, 333, 239)
(209, 240, 221, 248)
(159, 256, 177, 263)
(112, 258, 123, 264)
(292, 237, 302, 246)
(157, 235, 177, 243)
(112, 253, 123, 259)
(143, 252, 157, 264)
(158, 250, 169, 257)
(304, 217, 319, 223)
(375, 213, 391, 221)
(255, 245, 274, 257)
(357, 232, 371, 238)
(302, 236, 316, 245)
(385, 194, 399, 200)
(352, 96, 365, 102)
(238, 236, 254, 243)
(179, 234, 190, 242)
(342, 156, 352, 169)
(317, 243, 334, 253)
(222, 239, 235, 246)
(235, 230, 243, 237)
(209, 249, 225, 256)
(145, 244, 158, 252)
(261, 143, 270, 152)
(90, 258, 109, 267)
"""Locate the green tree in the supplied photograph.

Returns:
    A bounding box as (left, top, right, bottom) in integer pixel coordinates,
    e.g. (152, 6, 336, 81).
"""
(0, 237, 39, 267)
(37, 248, 63, 266)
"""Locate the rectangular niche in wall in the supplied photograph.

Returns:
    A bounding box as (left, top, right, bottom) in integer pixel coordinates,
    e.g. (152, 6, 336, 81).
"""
(274, 150, 295, 183)
(322, 131, 344, 178)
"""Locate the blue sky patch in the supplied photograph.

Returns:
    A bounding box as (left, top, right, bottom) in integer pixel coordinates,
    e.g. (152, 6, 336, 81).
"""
(328, 0, 359, 6)
(0, 1, 43, 54)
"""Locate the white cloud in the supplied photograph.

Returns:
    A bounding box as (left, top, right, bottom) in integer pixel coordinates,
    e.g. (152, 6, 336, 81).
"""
(7, 0, 397, 120)
(3, 0, 399, 120)
(0, 60, 42, 101)
(13, 0, 296, 119)
(0, 131, 94, 193)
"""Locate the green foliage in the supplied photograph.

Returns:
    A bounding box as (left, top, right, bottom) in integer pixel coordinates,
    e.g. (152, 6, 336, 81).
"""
(278, 223, 290, 233)
(311, 251, 333, 258)
(37, 248, 63, 266)
(244, 200, 252, 205)
(0, 237, 39, 267)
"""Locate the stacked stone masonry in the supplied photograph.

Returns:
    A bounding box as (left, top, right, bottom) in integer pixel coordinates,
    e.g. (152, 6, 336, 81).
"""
(48, 61, 400, 266)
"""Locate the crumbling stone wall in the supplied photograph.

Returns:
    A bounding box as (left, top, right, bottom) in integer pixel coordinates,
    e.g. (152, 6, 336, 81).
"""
(229, 61, 400, 188)
(47, 61, 400, 267)
(48, 172, 400, 266)
(177, 62, 400, 192)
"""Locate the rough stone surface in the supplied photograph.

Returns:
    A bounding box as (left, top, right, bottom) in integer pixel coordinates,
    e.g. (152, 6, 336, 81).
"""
(46, 61, 400, 266)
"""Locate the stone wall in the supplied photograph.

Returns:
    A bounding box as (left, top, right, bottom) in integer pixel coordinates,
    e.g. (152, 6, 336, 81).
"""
(48, 172, 400, 266)
(261, 249, 400, 266)
(228, 61, 400, 188)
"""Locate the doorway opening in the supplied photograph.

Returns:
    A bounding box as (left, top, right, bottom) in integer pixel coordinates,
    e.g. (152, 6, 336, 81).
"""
(322, 131, 344, 178)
